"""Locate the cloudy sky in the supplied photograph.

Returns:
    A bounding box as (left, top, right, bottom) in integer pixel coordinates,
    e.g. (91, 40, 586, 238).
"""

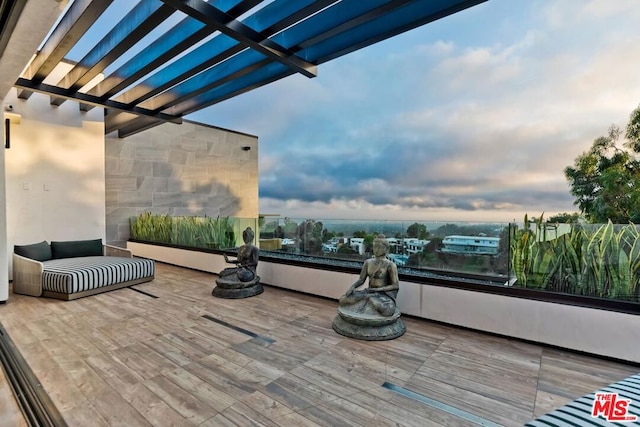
(189, 0, 640, 222)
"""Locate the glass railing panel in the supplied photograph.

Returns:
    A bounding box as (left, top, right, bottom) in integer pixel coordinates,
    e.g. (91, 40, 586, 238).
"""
(258, 217, 405, 260)
(399, 221, 508, 278)
(508, 221, 640, 301)
(258, 217, 510, 280)
(130, 213, 640, 303)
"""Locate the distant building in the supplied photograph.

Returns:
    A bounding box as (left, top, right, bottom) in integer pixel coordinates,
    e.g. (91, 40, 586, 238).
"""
(441, 235, 500, 255)
(322, 243, 338, 253)
(403, 238, 430, 254)
(388, 253, 409, 266)
(349, 237, 365, 255)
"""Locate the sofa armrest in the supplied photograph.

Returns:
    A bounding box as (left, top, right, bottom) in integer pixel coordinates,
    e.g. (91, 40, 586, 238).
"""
(12, 253, 44, 296)
(103, 244, 133, 258)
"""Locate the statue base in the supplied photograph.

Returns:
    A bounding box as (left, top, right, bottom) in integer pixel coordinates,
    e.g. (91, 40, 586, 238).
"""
(332, 305, 406, 341)
(212, 275, 263, 299)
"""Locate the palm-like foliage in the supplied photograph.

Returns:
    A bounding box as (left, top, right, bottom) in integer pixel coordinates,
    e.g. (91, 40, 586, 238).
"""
(510, 217, 640, 301)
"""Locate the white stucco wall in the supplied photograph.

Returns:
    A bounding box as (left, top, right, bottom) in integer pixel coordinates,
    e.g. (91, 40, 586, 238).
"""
(3, 87, 105, 279)
(0, 0, 71, 301)
(0, 120, 7, 301)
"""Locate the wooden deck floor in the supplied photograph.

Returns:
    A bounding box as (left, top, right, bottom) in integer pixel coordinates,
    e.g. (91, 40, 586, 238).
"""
(0, 262, 638, 426)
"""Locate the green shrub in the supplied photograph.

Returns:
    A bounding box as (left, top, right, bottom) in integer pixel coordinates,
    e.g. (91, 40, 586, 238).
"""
(510, 216, 640, 301)
(130, 213, 236, 249)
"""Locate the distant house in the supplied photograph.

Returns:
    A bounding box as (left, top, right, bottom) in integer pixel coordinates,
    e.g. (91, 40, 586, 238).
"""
(388, 253, 409, 266)
(322, 244, 338, 253)
(349, 238, 365, 255)
(403, 238, 430, 254)
(441, 235, 500, 255)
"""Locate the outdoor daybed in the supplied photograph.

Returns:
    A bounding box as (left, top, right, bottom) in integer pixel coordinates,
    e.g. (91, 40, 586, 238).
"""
(12, 239, 155, 300)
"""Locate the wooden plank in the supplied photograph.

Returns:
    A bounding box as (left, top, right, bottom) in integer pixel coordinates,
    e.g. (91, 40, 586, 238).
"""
(329, 340, 423, 383)
(371, 391, 472, 427)
(539, 347, 639, 380)
(60, 403, 111, 427)
(289, 363, 375, 399)
(161, 367, 237, 412)
(419, 355, 539, 405)
(59, 358, 115, 406)
(260, 372, 339, 411)
(155, 331, 216, 360)
(182, 360, 257, 401)
(108, 342, 182, 380)
(269, 319, 343, 348)
(537, 363, 623, 399)
(142, 374, 217, 424)
(232, 340, 311, 372)
(141, 338, 194, 368)
(272, 412, 324, 427)
(17, 341, 88, 413)
(434, 333, 541, 376)
(235, 390, 295, 420)
(197, 352, 273, 389)
(295, 403, 368, 427)
(531, 389, 573, 419)
(213, 347, 286, 381)
(199, 414, 238, 427)
(125, 382, 199, 426)
(415, 365, 535, 413)
(84, 352, 144, 394)
(2, 261, 639, 427)
(90, 389, 154, 426)
(189, 320, 251, 347)
(305, 395, 381, 427)
(426, 345, 539, 388)
(299, 351, 386, 391)
(404, 371, 534, 426)
(218, 401, 280, 427)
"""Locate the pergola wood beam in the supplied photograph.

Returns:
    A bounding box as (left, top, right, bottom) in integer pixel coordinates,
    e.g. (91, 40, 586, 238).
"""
(159, 0, 317, 78)
(49, 1, 175, 106)
(15, 78, 182, 124)
(112, 0, 333, 111)
(88, 0, 264, 100)
(17, 0, 113, 99)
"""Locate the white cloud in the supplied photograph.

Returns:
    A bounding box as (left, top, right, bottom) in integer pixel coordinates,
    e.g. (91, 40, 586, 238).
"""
(196, 1, 640, 222)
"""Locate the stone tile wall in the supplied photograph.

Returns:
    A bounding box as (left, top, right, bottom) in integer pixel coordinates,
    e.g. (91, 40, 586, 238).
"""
(105, 120, 258, 244)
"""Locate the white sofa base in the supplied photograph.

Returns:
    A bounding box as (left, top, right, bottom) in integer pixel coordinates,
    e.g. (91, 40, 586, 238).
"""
(13, 245, 154, 300)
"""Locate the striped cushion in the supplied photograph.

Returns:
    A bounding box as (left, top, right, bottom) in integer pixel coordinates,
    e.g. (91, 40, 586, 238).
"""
(526, 373, 640, 426)
(41, 256, 155, 294)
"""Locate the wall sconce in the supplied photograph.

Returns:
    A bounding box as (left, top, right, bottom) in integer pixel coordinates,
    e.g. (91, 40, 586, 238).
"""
(241, 146, 251, 151)
(3, 108, 21, 149)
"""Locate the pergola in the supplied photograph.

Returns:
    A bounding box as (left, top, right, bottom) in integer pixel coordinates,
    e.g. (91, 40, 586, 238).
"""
(10, 0, 486, 138)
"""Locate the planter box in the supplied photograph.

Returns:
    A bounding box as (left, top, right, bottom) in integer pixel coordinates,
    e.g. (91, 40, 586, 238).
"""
(128, 241, 640, 363)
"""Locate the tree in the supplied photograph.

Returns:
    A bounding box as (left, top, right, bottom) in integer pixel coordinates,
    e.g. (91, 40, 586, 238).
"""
(322, 229, 336, 243)
(406, 222, 429, 239)
(547, 212, 581, 223)
(565, 105, 640, 224)
(352, 230, 368, 238)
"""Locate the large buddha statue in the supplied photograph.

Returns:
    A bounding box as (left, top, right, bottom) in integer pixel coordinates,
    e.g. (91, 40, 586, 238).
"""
(332, 235, 406, 340)
(212, 227, 263, 298)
